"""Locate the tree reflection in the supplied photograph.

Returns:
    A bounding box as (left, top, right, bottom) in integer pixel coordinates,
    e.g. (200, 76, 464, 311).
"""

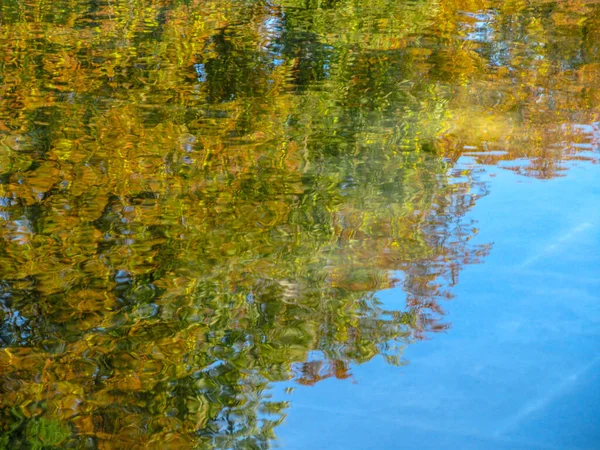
(0, 0, 597, 448)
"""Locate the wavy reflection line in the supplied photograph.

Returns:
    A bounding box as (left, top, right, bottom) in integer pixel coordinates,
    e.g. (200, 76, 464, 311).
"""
(494, 353, 600, 438)
(518, 222, 593, 269)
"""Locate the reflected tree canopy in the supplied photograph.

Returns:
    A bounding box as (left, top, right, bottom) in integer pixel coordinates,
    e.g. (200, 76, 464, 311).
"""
(0, 0, 598, 448)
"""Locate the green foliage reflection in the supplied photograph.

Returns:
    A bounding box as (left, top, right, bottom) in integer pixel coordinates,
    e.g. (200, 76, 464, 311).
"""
(0, 0, 598, 448)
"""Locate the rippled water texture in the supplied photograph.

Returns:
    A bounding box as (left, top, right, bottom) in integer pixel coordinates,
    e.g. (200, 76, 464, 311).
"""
(0, 0, 598, 448)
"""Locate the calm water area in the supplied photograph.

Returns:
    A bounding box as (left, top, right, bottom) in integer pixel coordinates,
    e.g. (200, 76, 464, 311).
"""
(0, 0, 598, 449)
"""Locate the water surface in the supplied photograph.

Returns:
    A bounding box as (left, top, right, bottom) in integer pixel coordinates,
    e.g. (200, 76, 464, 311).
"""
(0, 0, 598, 448)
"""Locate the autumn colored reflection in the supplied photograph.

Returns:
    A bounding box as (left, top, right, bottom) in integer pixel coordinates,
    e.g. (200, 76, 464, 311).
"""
(0, 0, 598, 448)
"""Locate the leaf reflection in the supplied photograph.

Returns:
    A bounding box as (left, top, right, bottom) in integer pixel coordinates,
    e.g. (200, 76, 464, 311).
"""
(0, 0, 598, 448)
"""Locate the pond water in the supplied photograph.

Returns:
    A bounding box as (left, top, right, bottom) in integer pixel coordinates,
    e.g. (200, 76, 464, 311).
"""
(0, 0, 598, 449)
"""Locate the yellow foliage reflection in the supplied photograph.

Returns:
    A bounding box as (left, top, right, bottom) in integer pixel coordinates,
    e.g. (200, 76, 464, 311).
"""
(0, 0, 597, 447)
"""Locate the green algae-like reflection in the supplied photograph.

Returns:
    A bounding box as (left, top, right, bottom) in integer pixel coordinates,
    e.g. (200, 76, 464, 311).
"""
(0, 0, 598, 448)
